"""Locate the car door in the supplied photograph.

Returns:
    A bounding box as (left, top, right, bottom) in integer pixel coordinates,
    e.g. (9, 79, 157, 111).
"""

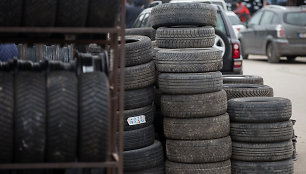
(255, 11, 274, 54)
(240, 10, 263, 54)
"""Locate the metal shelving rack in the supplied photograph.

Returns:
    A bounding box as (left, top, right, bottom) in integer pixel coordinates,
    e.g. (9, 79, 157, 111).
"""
(0, 0, 126, 173)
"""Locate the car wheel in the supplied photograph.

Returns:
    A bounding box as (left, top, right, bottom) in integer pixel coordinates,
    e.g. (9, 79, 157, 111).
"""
(240, 41, 248, 59)
(286, 56, 296, 62)
(266, 43, 280, 63)
(214, 29, 230, 60)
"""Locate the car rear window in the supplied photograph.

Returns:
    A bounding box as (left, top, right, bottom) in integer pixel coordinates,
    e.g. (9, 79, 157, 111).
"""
(284, 12, 306, 26)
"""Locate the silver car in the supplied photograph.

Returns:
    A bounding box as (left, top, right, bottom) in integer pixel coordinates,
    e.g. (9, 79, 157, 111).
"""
(240, 5, 306, 63)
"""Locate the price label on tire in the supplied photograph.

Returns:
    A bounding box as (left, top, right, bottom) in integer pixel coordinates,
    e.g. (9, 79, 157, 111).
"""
(127, 115, 146, 126)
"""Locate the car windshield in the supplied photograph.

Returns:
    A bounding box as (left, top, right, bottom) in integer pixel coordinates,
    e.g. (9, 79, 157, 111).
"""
(284, 12, 306, 26)
(228, 15, 241, 25)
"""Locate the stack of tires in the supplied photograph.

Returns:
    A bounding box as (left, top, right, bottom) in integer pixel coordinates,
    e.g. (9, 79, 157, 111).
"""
(223, 75, 273, 100)
(151, 3, 231, 173)
(120, 35, 164, 173)
(0, 61, 110, 172)
(229, 97, 294, 174)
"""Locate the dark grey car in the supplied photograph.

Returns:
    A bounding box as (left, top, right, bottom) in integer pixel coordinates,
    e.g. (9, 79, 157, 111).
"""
(240, 5, 306, 63)
(132, 4, 243, 74)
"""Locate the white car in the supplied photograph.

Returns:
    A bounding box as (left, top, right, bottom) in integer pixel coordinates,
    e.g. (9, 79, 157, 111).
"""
(170, 0, 228, 11)
(226, 11, 246, 39)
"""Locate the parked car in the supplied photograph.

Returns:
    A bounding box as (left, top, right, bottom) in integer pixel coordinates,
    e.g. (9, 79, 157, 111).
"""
(240, 5, 306, 63)
(226, 11, 246, 38)
(132, 4, 243, 74)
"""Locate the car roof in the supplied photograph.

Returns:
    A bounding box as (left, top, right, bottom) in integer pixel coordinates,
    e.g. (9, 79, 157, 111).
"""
(263, 5, 306, 13)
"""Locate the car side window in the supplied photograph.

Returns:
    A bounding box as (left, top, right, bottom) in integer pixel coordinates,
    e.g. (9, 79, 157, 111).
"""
(260, 11, 274, 25)
(271, 14, 281, 24)
(248, 11, 263, 26)
(216, 12, 227, 35)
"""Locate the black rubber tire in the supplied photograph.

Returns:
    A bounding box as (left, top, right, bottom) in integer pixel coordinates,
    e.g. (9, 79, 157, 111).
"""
(0, 72, 14, 163)
(124, 165, 164, 174)
(232, 159, 293, 174)
(87, 0, 120, 27)
(15, 72, 46, 163)
(267, 42, 280, 63)
(232, 140, 293, 162)
(166, 136, 232, 163)
(287, 56, 296, 62)
(56, 0, 88, 27)
(231, 120, 293, 143)
(125, 28, 156, 41)
(23, 0, 57, 26)
(223, 75, 264, 85)
(161, 90, 227, 118)
(156, 26, 215, 48)
(240, 40, 248, 60)
(165, 160, 231, 174)
(156, 48, 222, 73)
(120, 86, 154, 110)
(124, 140, 164, 171)
(158, 71, 223, 94)
(47, 71, 78, 162)
(121, 35, 153, 67)
(224, 84, 273, 100)
(164, 113, 230, 140)
(228, 97, 292, 123)
(120, 105, 154, 131)
(79, 72, 110, 162)
(0, 0, 23, 26)
(123, 125, 155, 151)
(151, 3, 217, 29)
(120, 61, 155, 90)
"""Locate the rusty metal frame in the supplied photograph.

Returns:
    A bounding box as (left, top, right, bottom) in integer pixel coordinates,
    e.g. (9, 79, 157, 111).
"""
(0, 0, 125, 173)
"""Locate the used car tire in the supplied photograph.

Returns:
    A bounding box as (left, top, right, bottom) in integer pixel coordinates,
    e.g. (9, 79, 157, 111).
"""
(121, 35, 153, 67)
(47, 71, 78, 162)
(120, 86, 154, 110)
(79, 72, 110, 162)
(159, 71, 223, 94)
(166, 136, 232, 163)
(15, 72, 46, 163)
(164, 113, 230, 140)
(120, 105, 154, 131)
(155, 48, 222, 73)
(156, 26, 215, 48)
(56, 0, 88, 27)
(231, 121, 293, 143)
(87, 0, 120, 27)
(161, 90, 227, 118)
(223, 75, 264, 85)
(232, 140, 293, 162)
(0, 72, 13, 163)
(224, 84, 273, 100)
(166, 160, 231, 174)
(232, 159, 294, 174)
(126, 28, 156, 41)
(151, 3, 217, 29)
(120, 61, 155, 90)
(123, 125, 155, 151)
(124, 140, 164, 171)
(228, 97, 292, 123)
(124, 165, 164, 174)
(24, 0, 57, 26)
(0, 0, 22, 26)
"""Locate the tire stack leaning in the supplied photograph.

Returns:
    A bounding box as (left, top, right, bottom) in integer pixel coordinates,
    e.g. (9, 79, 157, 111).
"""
(119, 35, 164, 173)
(151, 3, 231, 173)
(229, 97, 294, 174)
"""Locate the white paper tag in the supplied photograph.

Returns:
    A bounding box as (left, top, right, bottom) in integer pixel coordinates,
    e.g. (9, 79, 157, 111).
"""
(127, 115, 146, 126)
(82, 66, 94, 73)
